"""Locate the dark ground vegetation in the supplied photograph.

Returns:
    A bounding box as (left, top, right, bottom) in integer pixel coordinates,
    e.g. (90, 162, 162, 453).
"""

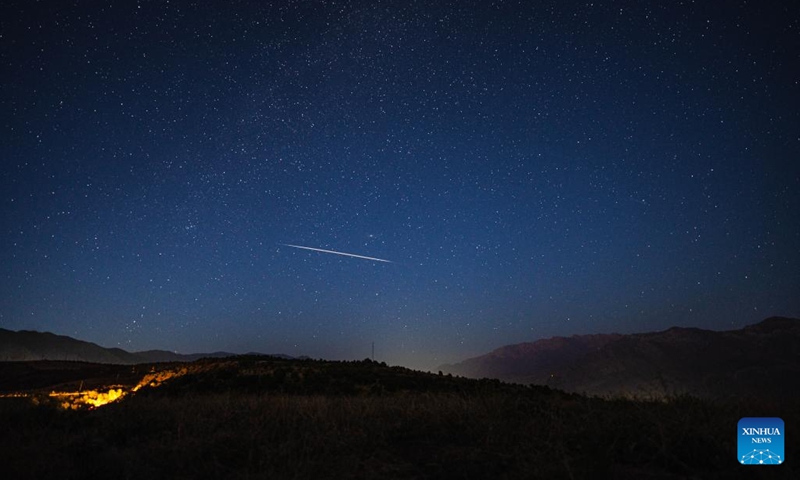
(0, 357, 796, 479)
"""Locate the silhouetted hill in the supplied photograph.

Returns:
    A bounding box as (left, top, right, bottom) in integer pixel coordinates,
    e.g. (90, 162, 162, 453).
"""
(0, 329, 142, 364)
(440, 316, 800, 399)
(2, 355, 797, 479)
(0, 328, 295, 364)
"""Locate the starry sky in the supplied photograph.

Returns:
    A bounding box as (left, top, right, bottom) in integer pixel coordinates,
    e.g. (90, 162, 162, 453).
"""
(2, 0, 799, 371)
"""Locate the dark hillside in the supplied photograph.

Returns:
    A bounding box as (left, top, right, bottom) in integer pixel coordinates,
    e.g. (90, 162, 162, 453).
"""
(441, 317, 800, 399)
(1, 356, 797, 479)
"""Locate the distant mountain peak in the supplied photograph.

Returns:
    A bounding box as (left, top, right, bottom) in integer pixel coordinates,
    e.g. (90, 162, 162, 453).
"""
(0, 329, 297, 364)
(745, 316, 799, 333)
(440, 317, 800, 399)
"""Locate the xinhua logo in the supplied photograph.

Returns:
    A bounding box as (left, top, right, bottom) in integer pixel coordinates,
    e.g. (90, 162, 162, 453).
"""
(738, 417, 784, 465)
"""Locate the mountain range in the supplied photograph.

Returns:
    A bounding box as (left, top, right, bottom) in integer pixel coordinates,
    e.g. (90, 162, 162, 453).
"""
(0, 328, 292, 364)
(439, 316, 800, 399)
(4, 317, 799, 399)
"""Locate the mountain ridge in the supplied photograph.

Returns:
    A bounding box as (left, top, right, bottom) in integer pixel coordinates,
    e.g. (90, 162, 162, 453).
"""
(0, 328, 293, 364)
(439, 316, 800, 399)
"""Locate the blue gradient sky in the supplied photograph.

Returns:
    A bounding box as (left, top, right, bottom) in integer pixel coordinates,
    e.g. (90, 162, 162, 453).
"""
(2, 0, 798, 370)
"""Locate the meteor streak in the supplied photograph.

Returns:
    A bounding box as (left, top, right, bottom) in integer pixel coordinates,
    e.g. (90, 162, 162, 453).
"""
(281, 244, 393, 263)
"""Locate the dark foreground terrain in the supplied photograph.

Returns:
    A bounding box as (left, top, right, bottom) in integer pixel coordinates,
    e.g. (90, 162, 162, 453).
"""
(0, 357, 796, 479)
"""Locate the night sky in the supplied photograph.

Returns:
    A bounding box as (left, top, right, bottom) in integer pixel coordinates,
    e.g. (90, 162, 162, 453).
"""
(2, 1, 799, 371)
